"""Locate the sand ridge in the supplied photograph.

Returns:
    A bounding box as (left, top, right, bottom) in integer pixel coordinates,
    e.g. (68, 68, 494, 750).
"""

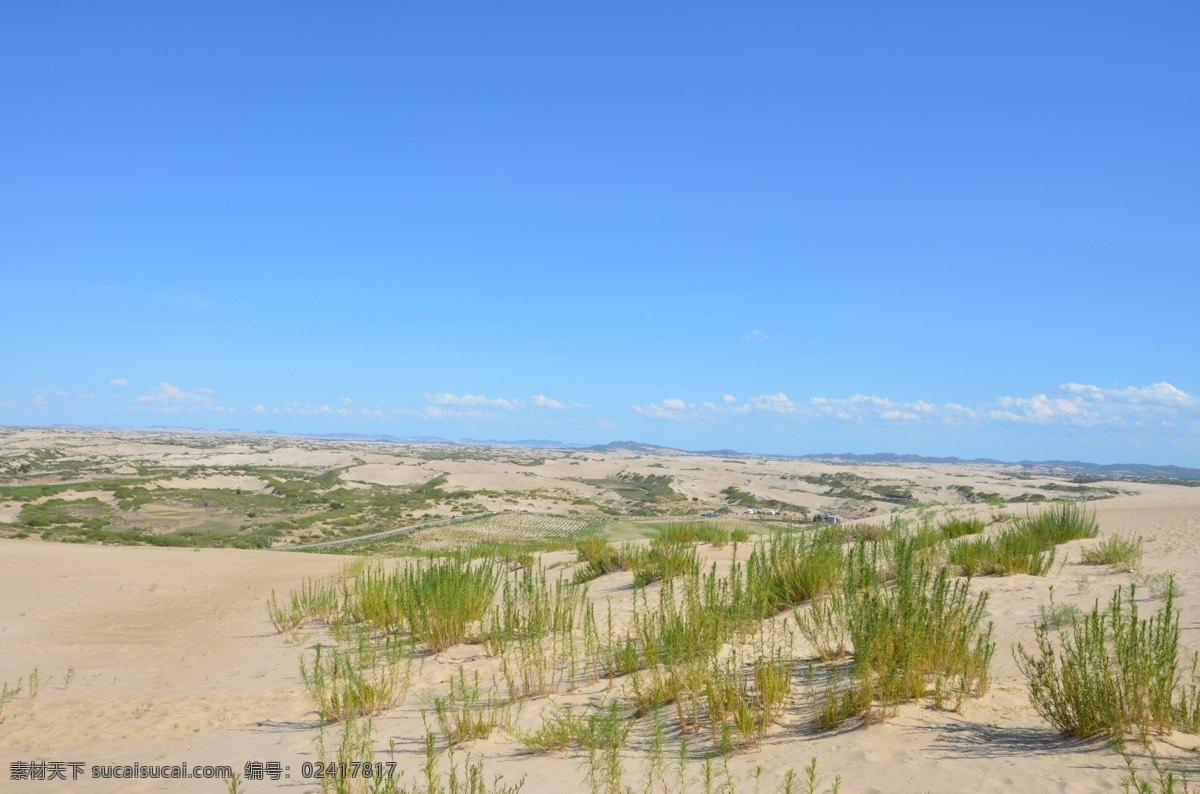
(2, 429, 1200, 792)
(3, 499, 1200, 791)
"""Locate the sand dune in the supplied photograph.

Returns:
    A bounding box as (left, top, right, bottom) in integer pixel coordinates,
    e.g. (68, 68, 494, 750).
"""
(2, 430, 1200, 792)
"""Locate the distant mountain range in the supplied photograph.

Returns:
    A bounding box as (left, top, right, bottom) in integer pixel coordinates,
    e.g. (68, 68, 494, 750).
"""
(788, 451, 1200, 480)
(578, 442, 1200, 479)
(36, 424, 1200, 480)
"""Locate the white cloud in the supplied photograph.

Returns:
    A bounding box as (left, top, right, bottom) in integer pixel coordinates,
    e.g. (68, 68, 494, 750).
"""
(743, 330, 769, 340)
(632, 398, 718, 420)
(632, 382, 1200, 432)
(109, 378, 128, 386)
(743, 393, 801, 415)
(132, 382, 218, 413)
(420, 393, 522, 420)
(722, 394, 737, 404)
(986, 382, 1200, 428)
(248, 399, 411, 418)
(282, 402, 355, 417)
(424, 393, 521, 411)
(420, 392, 588, 418)
(422, 405, 497, 420)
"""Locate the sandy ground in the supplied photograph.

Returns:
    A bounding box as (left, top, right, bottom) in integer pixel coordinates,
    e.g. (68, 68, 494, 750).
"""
(151, 476, 272, 492)
(339, 465, 439, 487)
(2, 430, 1200, 792)
(2, 487, 1200, 793)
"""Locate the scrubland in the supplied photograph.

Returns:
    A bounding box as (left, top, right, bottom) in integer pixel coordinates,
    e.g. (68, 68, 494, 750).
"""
(3, 427, 1200, 792)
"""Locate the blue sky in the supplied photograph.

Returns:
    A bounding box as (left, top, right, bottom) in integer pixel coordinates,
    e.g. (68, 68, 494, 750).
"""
(3, 2, 1198, 465)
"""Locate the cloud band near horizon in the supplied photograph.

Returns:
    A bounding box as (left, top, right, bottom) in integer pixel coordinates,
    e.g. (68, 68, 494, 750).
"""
(633, 382, 1200, 431)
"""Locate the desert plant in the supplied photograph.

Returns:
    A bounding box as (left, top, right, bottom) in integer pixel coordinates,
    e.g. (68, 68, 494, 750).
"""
(797, 757, 843, 794)
(746, 530, 844, 614)
(1025, 502, 1100, 543)
(1082, 534, 1144, 571)
(1121, 746, 1199, 794)
(937, 516, 985, 540)
(754, 652, 793, 723)
(519, 700, 631, 756)
(300, 644, 411, 723)
(948, 526, 1057, 576)
(1034, 600, 1085, 632)
(703, 651, 791, 751)
(0, 679, 19, 725)
(1015, 581, 1200, 739)
(1133, 573, 1184, 601)
(342, 564, 407, 633)
(578, 701, 633, 794)
(631, 659, 707, 733)
(434, 668, 519, 744)
(483, 564, 589, 654)
(268, 576, 341, 633)
(574, 538, 634, 582)
(500, 629, 580, 699)
(829, 521, 894, 544)
(652, 521, 731, 548)
(396, 555, 502, 652)
(630, 544, 700, 587)
(949, 503, 1097, 577)
(812, 666, 872, 732)
(796, 593, 850, 661)
(845, 544, 995, 717)
(519, 706, 592, 753)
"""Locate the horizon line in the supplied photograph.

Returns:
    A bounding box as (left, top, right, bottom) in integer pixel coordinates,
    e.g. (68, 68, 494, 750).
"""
(4, 421, 1199, 477)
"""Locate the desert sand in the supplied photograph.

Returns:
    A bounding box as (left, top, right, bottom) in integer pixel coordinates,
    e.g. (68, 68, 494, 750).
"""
(2, 429, 1199, 792)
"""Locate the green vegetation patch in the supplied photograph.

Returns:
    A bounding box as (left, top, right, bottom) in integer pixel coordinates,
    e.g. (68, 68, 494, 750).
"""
(583, 471, 685, 506)
(719, 486, 806, 512)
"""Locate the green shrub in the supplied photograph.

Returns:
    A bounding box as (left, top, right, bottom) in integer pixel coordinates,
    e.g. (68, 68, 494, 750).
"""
(1121, 747, 1200, 794)
(573, 537, 630, 582)
(520, 701, 631, 754)
(396, 555, 502, 652)
(629, 544, 699, 587)
(1034, 599, 1085, 632)
(1081, 534, 1144, 571)
(1015, 582, 1200, 739)
(949, 528, 1057, 576)
(746, 530, 844, 613)
(434, 667, 517, 744)
(948, 503, 1098, 577)
(1134, 573, 1184, 601)
(299, 644, 411, 723)
(845, 547, 995, 716)
(937, 517, 985, 540)
(1020, 502, 1099, 545)
(651, 521, 730, 548)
